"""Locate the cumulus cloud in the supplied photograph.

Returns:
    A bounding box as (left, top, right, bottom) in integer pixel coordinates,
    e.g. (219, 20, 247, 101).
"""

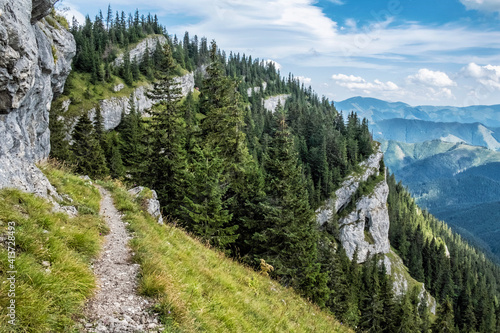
(331, 74, 399, 92)
(331, 74, 365, 83)
(263, 59, 282, 70)
(407, 69, 456, 87)
(460, 0, 500, 13)
(296, 76, 312, 85)
(461, 62, 500, 90)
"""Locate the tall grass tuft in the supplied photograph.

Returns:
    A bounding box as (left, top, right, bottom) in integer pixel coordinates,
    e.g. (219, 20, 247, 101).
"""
(0, 162, 103, 332)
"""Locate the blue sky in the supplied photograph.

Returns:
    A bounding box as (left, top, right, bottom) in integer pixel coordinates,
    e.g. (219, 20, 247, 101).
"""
(57, 0, 500, 106)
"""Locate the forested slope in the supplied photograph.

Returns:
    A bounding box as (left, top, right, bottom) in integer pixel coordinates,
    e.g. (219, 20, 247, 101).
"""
(45, 8, 500, 332)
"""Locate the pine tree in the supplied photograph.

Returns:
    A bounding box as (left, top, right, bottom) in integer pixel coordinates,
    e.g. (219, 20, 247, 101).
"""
(252, 108, 328, 306)
(49, 101, 71, 161)
(182, 145, 238, 248)
(432, 299, 457, 333)
(144, 42, 188, 216)
(71, 112, 108, 178)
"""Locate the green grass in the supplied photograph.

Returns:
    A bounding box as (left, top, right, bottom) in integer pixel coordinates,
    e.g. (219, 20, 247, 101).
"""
(0, 162, 105, 332)
(102, 179, 352, 333)
(62, 71, 151, 120)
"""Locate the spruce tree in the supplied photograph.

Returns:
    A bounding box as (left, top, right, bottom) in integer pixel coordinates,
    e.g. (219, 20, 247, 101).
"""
(182, 145, 238, 249)
(145, 42, 188, 217)
(71, 112, 109, 178)
(252, 108, 328, 306)
(49, 101, 71, 161)
(200, 40, 249, 168)
(118, 96, 144, 182)
(432, 299, 457, 333)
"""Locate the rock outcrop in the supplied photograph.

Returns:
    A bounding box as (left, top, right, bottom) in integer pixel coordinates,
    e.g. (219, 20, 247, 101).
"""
(62, 72, 194, 131)
(338, 179, 390, 263)
(247, 82, 267, 97)
(0, 0, 75, 197)
(317, 145, 435, 313)
(317, 149, 384, 226)
(263, 94, 290, 112)
(317, 147, 389, 263)
(113, 35, 168, 67)
(128, 186, 164, 225)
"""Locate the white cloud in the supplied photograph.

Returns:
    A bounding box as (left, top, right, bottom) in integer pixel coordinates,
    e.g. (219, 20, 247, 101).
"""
(296, 76, 312, 84)
(331, 73, 399, 93)
(263, 59, 282, 70)
(56, 1, 86, 26)
(407, 69, 456, 87)
(460, 0, 500, 13)
(461, 62, 500, 90)
(68, 0, 500, 68)
(331, 74, 365, 82)
(327, 0, 345, 4)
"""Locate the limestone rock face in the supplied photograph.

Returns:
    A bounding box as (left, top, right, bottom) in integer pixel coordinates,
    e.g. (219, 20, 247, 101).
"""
(0, 0, 75, 197)
(317, 148, 384, 226)
(247, 81, 267, 97)
(316, 147, 389, 263)
(84, 72, 194, 131)
(338, 180, 390, 262)
(113, 35, 168, 67)
(263, 94, 290, 112)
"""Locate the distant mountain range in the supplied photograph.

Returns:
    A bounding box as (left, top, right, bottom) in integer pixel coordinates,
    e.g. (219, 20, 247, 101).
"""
(335, 97, 500, 151)
(381, 139, 500, 258)
(336, 96, 500, 127)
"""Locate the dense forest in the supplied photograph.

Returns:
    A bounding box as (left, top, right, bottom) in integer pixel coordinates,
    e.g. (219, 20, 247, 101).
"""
(49, 9, 500, 332)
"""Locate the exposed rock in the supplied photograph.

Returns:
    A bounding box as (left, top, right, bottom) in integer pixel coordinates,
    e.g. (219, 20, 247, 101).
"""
(175, 71, 195, 97)
(338, 180, 390, 263)
(113, 35, 167, 67)
(263, 94, 290, 112)
(31, 0, 56, 23)
(316, 147, 388, 262)
(316, 145, 435, 313)
(113, 83, 124, 92)
(0, 0, 75, 199)
(84, 72, 194, 131)
(54, 204, 78, 217)
(383, 251, 436, 314)
(128, 186, 164, 225)
(317, 148, 384, 226)
(247, 82, 267, 96)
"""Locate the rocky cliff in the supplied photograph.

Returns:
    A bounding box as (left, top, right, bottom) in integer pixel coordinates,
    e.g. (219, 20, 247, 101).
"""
(113, 35, 168, 67)
(0, 0, 75, 197)
(60, 72, 195, 131)
(316, 145, 435, 312)
(317, 147, 389, 262)
(263, 94, 290, 112)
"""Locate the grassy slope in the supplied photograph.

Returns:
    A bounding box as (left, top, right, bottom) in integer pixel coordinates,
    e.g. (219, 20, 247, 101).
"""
(0, 163, 106, 332)
(102, 180, 352, 333)
(0, 162, 351, 332)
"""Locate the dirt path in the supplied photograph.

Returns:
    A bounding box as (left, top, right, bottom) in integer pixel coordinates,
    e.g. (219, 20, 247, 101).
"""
(81, 186, 163, 332)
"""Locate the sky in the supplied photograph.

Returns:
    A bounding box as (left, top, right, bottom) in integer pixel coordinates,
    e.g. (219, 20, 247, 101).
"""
(56, 0, 500, 107)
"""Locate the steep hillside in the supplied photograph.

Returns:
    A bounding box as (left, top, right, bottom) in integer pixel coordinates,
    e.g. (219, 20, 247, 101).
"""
(0, 162, 352, 332)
